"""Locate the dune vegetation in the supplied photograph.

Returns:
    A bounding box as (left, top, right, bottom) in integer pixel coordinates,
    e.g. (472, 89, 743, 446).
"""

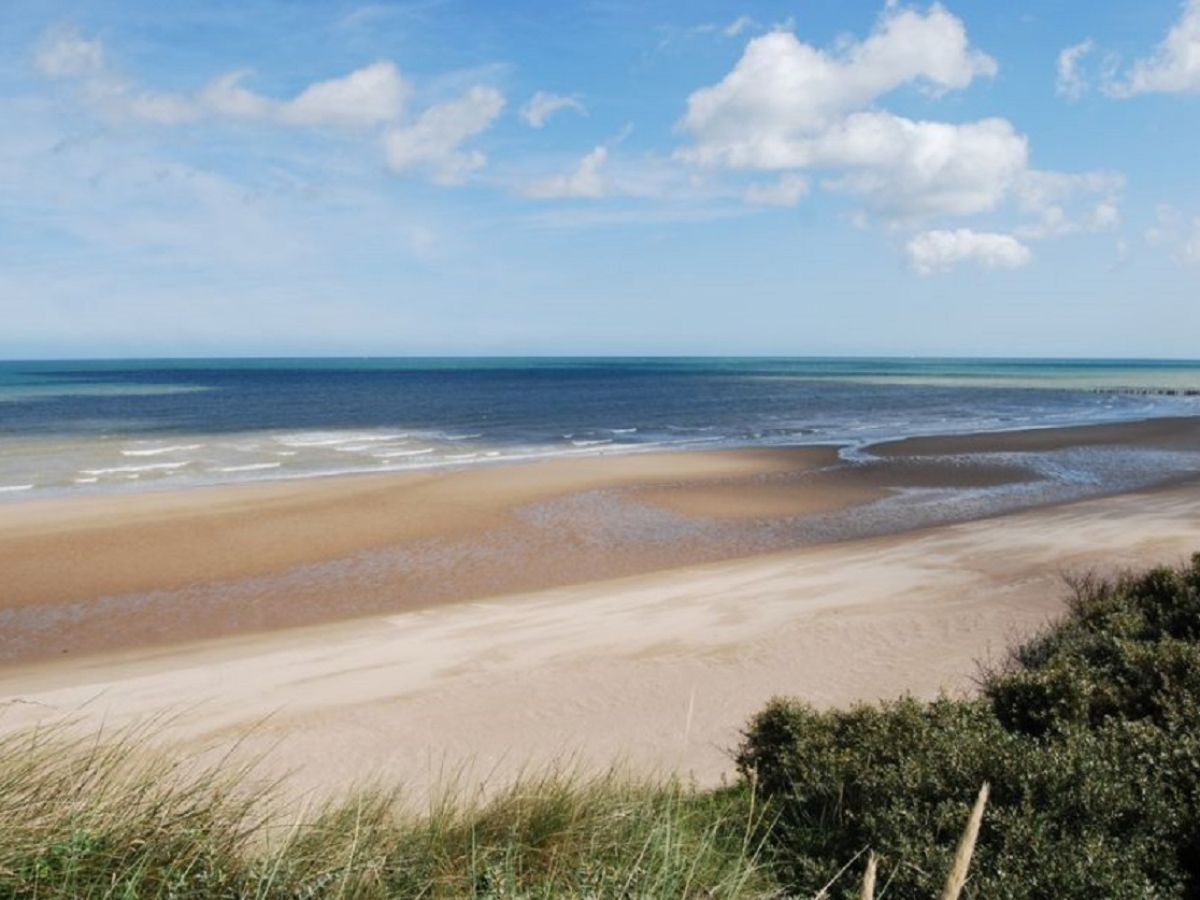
(2, 555, 1199, 898)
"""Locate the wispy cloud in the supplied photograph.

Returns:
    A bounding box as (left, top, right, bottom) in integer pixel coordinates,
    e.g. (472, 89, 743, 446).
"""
(519, 91, 586, 128)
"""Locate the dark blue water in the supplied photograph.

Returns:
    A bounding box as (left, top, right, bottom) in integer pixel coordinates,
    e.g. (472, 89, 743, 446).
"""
(0, 357, 1198, 497)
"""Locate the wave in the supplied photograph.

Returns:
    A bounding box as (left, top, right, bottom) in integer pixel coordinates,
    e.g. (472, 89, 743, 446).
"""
(0, 483, 34, 493)
(373, 448, 435, 458)
(275, 432, 408, 448)
(609, 427, 638, 434)
(81, 462, 191, 476)
(211, 462, 282, 473)
(121, 444, 203, 457)
(571, 438, 613, 447)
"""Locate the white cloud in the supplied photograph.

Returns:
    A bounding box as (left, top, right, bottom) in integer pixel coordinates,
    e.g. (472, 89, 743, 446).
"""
(723, 16, 757, 37)
(1146, 206, 1200, 265)
(813, 112, 1027, 218)
(199, 70, 277, 119)
(1107, 0, 1200, 95)
(34, 29, 408, 130)
(31, 28, 500, 185)
(281, 61, 409, 127)
(677, 1, 1128, 249)
(744, 173, 809, 206)
(203, 62, 410, 127)
(679, 5, 996, 168)
(33, 28, 104, 78)
(520, 91, 586, 128)
(1056, 39, 1094, 99)
(1013, 170, 1124, 238)
(384, 85, 505, 184)
(676, 4, 1031, 222)
(522, 146, 608, 198)
(906, 229, 1032, 275)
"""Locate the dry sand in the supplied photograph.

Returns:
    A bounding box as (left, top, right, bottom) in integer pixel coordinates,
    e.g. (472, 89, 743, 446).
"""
(1, 416, 1199, 801)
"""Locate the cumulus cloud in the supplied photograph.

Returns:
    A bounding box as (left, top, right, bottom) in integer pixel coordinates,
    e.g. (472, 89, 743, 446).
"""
(675, 0, 1127, 266)
(745, 173, 809, 206)
(384, 85, 505, 184)
(1056, 39, 1094, 99)
(675, 4, 1034, 222)
(1106, 0, 1200, 95)
(813, 112, 1027, 218)
(679, 5, 997, 168)
(522, 146, 608, 198)
(519, 91, 586, 128)
(906, 229, 1032, 275)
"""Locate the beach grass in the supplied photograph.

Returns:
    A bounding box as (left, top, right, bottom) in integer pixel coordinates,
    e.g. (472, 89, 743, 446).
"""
(3, 554, 1200, 898)
(0, 726, 773, 899)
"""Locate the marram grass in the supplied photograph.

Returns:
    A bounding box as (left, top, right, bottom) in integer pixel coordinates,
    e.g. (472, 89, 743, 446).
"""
(0, 723, 774, 899)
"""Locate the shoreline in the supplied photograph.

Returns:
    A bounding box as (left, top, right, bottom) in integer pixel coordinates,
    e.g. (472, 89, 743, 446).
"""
(1, 415, 1199, 667)
(4, 410, 1199, 507)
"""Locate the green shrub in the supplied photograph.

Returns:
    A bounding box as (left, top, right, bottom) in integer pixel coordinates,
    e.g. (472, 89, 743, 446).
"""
(738, 554, 1200, 898)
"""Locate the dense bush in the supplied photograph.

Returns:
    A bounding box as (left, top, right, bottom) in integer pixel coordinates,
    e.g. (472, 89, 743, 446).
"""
(738, 554, 1200, 898)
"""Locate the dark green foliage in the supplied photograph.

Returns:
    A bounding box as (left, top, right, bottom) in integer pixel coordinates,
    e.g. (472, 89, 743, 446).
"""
(738, 554, 1200, 898)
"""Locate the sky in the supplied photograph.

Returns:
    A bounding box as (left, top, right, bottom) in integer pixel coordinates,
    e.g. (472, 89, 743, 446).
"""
(1, 0, 1198, 359)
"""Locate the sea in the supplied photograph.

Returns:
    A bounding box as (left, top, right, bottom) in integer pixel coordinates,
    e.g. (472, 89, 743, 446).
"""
(1, 357, 1199, 501)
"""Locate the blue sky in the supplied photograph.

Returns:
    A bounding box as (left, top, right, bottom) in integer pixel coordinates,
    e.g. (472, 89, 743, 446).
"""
(1, 0, 1198, 358)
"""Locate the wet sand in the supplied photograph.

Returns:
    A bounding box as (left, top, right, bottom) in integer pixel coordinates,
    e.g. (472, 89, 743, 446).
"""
(1, 416, 1198, 666)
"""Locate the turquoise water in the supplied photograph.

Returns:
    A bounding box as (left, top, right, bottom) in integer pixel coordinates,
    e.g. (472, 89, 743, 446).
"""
(0, 357, 1198, 498)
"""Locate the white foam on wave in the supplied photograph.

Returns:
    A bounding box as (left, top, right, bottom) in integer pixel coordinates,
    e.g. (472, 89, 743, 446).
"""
(82, 461, 191, 476)
(277, 432, 409, 448)
(74, 477, 99, 484)
(609, 427, 638, 434)
(121, 443, 203, 457)
(0, 483, 34, 493)
(334, 442, 411, 453)
(373, 448, 435, 458)
(443, 432, 483, 440)
(212, 462, 282, 473)
(571, 438, 612, 447)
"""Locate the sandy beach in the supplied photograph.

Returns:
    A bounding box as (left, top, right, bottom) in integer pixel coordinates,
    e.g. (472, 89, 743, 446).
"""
(2, 476, 1199, 803)
(5, 416, 1199, 666)
(2, 416, 1199, 800)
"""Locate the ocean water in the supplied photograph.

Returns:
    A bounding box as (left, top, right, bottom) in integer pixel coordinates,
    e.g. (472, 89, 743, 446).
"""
(1, 357, 1199, 500)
